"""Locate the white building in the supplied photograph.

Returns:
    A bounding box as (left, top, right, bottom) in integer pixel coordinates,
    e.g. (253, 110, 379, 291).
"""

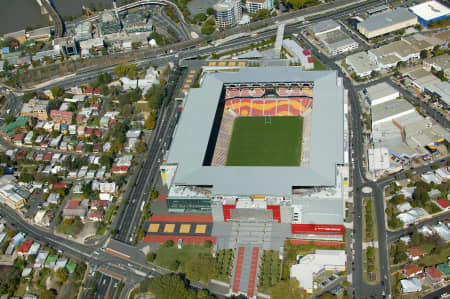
(366, 82, 400, 106)
(421, 171, 442, 184)
(345, 52, 380, 78)
(367, 147, 390, 175)
(400, 278, 423, 293)
(397, 207, 426, 224)
(290, 250, 346, 293)
(214, 0, 242, 28)
(432, 222, 450, 241)
(246, 0, 273, 15)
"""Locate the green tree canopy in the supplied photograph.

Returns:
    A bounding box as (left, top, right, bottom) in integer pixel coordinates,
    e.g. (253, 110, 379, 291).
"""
(139, 275, 196, 299)
(113, 62, 138, 79)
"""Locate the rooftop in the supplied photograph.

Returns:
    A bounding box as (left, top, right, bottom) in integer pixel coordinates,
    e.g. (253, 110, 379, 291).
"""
(371, 98, 414, 124)
(366, 82, 399, 103)
(358, 8, 417, 32)
(346, 52, 379, 75)
(408, 1, 450, 22)
(308, 19, 340, 35)
(165, 68, 345, 196)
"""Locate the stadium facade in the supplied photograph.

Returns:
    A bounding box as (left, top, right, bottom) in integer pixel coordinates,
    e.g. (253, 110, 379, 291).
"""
(160, 67, 349, 240)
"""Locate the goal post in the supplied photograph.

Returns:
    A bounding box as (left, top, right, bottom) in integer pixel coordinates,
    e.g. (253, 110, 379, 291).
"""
(264, 116, 272, 125)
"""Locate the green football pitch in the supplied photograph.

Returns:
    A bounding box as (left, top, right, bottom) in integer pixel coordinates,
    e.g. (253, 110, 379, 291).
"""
(226, 116, 303, 166)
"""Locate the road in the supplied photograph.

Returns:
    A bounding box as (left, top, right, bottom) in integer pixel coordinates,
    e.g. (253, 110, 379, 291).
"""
(115, 64, 183, 243)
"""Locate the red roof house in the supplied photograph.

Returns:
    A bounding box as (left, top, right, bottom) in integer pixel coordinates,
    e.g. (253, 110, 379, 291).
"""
(93, 143, 103, 152)
(43, 153, 52, 161)
(112, 166, 129, 174)
(52, 183, 67, 190)
(84, 128, 93, 136)
(435, 198, 450, 210)
(407, 247, 424, 261)
(88, 211, 103, 221)
(307, 56, 314, 63)
(303, 49, 310, 56)
(67, 200, 81, 209)
(75, 114, 87, 124)
(50, 110, 73, 124)
(91, 200, 109, 209)
(403, 263, 423, 277)
(94, 129, 102, 137)
(17, 240, 32, 255)
(425, 266, 444, 285)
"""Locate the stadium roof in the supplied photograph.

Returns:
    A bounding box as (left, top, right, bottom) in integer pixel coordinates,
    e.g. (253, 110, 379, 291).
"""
(358, 8, 416, 32)
(165, 67, 345, 196)
(408, 1, 450, 22)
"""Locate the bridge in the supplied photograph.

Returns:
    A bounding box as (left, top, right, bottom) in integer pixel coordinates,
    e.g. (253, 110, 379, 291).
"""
(38, 0, 65, 37)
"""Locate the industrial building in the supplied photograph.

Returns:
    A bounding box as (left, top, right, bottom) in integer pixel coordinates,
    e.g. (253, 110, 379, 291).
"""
(423, 54, 450, 79)
(100, 10, 122, 35)
(245, 0, 273, 15)
(214, 0, 242, 28)
(365, 82, 400, 106)
(425, 81, 450, 107)
(371, 98, 416, 126)
(368, 40, 420, 69)
(282, 39, 314, 69)
(122, 11, 153, 34)
(408, 1, 450, 27)
(307, 20, 358, 55)
(357, 8, 418, 39)
(345, 51, 379, 78)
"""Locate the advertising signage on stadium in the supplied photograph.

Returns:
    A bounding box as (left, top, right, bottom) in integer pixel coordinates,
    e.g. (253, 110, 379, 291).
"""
(291, 224, 345, 235)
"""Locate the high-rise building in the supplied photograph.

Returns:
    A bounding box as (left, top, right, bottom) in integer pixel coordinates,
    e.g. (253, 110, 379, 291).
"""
(246, 0, 273, 15)
(214, 0, 242, 28)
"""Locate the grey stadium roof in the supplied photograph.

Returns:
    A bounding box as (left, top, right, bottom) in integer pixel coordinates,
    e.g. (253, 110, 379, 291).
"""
(166, 67, 345, 196)
(358, 8, 416, 32)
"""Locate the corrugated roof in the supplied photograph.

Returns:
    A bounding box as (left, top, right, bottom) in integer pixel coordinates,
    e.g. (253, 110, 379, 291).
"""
(408, 1, 450, 22)
(165, 68, 344, 196)
(358, 8, 416, 32)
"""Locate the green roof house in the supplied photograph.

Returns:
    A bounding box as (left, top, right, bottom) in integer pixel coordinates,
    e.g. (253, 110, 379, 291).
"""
(44, 255, 58, 268)
(65, 262, 77, 274)
(437, 263, 450, 277)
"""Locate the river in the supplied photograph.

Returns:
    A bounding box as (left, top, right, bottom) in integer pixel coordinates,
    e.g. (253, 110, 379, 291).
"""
(0, 0, 134, 35)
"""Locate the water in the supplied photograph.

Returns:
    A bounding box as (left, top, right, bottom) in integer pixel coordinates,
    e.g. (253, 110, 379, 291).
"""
(0, 0, 131, 35)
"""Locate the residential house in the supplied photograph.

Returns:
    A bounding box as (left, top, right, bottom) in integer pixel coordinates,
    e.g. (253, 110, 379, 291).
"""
(400, 278, 423, 293)
(49, 110, 73, 124)
(407, 247, 424, 261)
(425, 266, 444, 286)
(403, 263, 423, 278)
(87, 211, 103, 221)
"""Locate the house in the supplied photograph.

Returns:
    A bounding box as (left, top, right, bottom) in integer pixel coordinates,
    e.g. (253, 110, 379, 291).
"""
(99, 182, 117, 194)
(425, 266, 444, 286)
(34, 210, 50, 227)
(421, 171, 442, 184)
(432, 222, 450, 241)
(47, 193, 61, 205)
(63, 206, 87, 218)
(44, 255, 58, 268)
(21, 268, 33, 277)
(403, 263, 423, 278)
(49, 110, 73, 124)
(28, 242, 40, 256)
(437, 263, 450, 278)
(434, 198, 450, 211)
(397, 202, 412, 212)
(17, 240, 32, 255)
(65, 262, 77, 274)
(90, 200, 109, 210)
(112, 166, 129, 174)
(34, 250, 49, 268)
(400, 278, 423, 293)
(87, 211, 103, 221)
(99, 193, 113, 201)
(24, 131, 34, 145)
(54, 258, 68, 270)
(435, 167, 450, 180)
(407, 247, 424, 261)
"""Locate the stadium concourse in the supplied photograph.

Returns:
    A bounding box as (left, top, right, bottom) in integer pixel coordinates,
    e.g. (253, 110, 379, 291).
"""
(152, 67, 350, 298)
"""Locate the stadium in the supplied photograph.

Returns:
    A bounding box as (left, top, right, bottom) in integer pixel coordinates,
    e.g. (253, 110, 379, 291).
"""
(159, 67, 349, 242)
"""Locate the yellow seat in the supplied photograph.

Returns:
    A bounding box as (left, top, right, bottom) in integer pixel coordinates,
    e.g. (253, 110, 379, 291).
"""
(179, 224, 191, 234)
(195, 224, 207, 234)
(164, 224, 175, 233)
(148, 223, 160, 233)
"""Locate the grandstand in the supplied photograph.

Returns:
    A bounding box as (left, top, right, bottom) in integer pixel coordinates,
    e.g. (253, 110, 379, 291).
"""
(224, 97, 312, 116)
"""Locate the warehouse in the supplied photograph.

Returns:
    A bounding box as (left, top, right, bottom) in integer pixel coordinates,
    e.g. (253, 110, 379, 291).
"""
(408, 1, 450, 27)
(371, 98, 415, 126)
(366, 82, 400, 106)
(357, 8, 418, 39)
(368, 40, 420, 69)
(308, 20, 358, 55)
(345, 51, 379, 78)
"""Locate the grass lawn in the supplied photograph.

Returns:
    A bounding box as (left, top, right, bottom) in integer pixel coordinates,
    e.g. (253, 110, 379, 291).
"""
(155, 244, 212, 271)
(312, 56, 328, 71)
(258, 250, 281, 293)
(226, 116, 303, 166)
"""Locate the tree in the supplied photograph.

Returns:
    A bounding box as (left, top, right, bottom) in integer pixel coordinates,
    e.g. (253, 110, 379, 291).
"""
(134, 141, 147, 153)
(50, 86, 64, 98)
(140, 275, 196, 299)
(146, 252, 156, 262)
(56, 268, 68, 281)
(99, 154, 113, 168)
(201, 19, 216, 35)
(22, 92, 36, 103)
(269, 279, 306, 299)
(185, 254, 218, 282)
(193, 13, 207, 24)
(27, 254, 35, 264)
(113, 62, 138, 79)
(251, 9, 271, 21)
(420, 49, 428, 59)
(274, 0, 280, 8)
(206, 7, 214, 15)
(145, 113, 156, 130)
